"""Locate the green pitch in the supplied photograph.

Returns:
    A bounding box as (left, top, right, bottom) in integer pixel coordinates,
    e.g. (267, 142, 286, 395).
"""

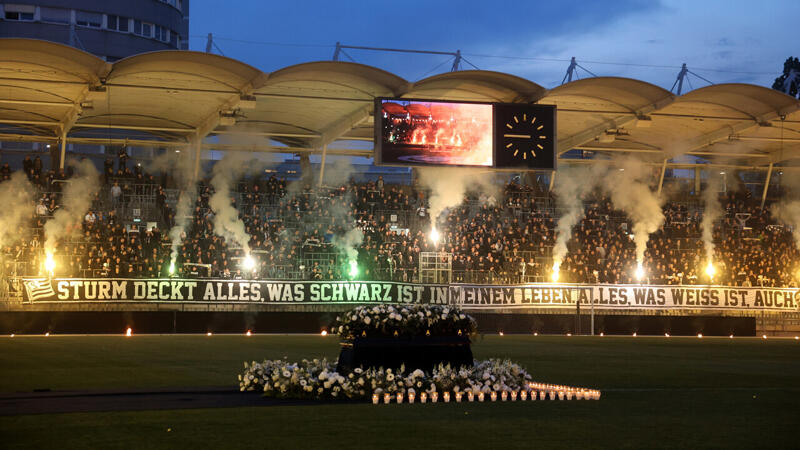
(1, 334, 799, 449)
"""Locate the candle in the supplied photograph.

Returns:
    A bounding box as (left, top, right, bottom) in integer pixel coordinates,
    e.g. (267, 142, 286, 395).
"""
(455, 392, 463, 402)
(372, 393, 379, 405)
(408, 392, 416, 404)
(501, 391, 508, 401)
(384, 393, 391, 404)
(478, 392, 485, 402)
(510, 391, 518, 401)
(490, 392, 498, 402)
(520, 391, 527, 401)
(421, 392, 428, 404)
(558, 391, 565, 401)
(431, 392, 439, 403)
(396, 393, 403, 404)
(468, 392, 475, 402)
(539, 391, 546, 401)
(576, 390, 584, 400)
(548, 391, 555, 401)
(443, 392, 450, 403)
(566, 390, 573, 400)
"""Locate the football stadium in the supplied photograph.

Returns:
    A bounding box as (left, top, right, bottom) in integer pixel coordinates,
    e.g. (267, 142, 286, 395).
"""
(2, 3, 800, 448)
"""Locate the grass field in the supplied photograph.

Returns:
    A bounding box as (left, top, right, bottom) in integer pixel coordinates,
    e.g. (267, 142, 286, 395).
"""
(2, 334, 800, 449)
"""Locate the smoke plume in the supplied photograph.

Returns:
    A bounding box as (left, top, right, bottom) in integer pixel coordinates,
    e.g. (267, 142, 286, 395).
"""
(552, 165, 606, 269)
(209, 152, 265, 253)
(332, 227, 363, 261)
(151, 150, 199, 266)
(0, 172, 35, 246)
(772, 200, 800, 248)
(44, 159, 100, 251)
(700, 172, 724, 263)
(601, 158, 665, 265)
(416, 167, 500, 227)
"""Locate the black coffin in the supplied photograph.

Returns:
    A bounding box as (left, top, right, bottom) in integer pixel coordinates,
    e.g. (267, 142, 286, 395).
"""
(336, 336, 473, 373)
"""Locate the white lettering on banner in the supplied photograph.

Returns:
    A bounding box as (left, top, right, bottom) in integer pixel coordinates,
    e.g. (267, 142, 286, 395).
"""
(20, 279, 800, 312)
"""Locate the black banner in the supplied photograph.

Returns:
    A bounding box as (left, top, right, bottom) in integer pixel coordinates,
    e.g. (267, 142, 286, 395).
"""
(21, 278, 800, 312)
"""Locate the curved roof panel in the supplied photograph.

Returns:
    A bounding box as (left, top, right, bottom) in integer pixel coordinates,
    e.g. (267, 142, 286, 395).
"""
(409, 70, 545, 102)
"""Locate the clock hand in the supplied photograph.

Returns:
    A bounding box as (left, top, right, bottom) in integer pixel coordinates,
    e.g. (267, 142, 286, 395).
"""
(503, 134, 531, 139)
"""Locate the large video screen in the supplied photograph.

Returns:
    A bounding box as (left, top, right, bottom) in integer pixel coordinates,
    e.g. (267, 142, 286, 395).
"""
(374, 98, 556, 170)
(376, 99, 494, 167)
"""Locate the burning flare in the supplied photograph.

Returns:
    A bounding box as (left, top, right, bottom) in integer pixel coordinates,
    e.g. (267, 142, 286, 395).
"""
(635, 263, 645, 281)
(348, 259, 359, 278)
(44, 251, 55, 275)
(243, 255, 256, 271)
(705, 261, 716, 279)
(429, 227, 440, 245)
(551, 263, 561, 283)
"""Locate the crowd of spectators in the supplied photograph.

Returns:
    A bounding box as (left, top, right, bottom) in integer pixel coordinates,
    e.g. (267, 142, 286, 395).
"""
(3, 156, 800, 289)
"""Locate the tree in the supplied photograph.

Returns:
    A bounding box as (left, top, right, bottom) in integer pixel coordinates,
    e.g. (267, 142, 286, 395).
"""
(772, 57, 800, 98)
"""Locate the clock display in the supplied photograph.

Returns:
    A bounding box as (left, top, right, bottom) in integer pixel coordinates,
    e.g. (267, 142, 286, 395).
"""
(493, 103, 556, 169)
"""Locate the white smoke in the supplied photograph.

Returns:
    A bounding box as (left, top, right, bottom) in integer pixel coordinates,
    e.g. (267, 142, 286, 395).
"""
(700, 172, 724, 263)
(552, 165, 607, 269)
(44, 159, 100, 251)
(151, 150, 199, 266)
(772, 200, 800, 248)
(601, 158, 665, 265)
(416, 167, 500, 227)
(332, 227, 363, 261)
(209, 152, 265, 253)
(0, 172, 35, 247)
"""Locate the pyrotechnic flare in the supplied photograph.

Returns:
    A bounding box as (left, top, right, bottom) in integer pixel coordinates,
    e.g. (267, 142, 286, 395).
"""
(635, 263, 645, 281)
(243, 255, 256, 271)
(705, 261, 716, 279)
(168, 261, 176, 275)
(44, 251, 56, 275)
(551, 263, 560, 283)
(429, 227, 440, 245)
(348, 259, 359, 279)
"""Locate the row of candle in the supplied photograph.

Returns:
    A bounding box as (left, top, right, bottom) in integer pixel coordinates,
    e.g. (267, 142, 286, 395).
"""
(528, 382, 601, 400)
(372, 387, 601, 404)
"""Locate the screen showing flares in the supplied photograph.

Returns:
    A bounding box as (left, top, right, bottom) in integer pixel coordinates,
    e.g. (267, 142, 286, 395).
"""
(377, 99, 493, 167)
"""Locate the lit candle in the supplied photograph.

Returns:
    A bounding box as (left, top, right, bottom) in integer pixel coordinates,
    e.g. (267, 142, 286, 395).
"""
(408, 392, 416, 404)
(468, 392, 475, 402)
(420, 392, 428, 404)
(595, 391, 602, 400)
(455, 392, 463, 402)
(490, 392, 498, 402)
(520, 391, 527, 401)
(548, 391, 555, 401)
(501, 391, 508, 401)
(576, 390, 584, 400)
(384, 393, 391, 404)
(511, 391, 518, 401)
(396, 393, 403, 404)
(558, 391, 565, 401)
(539, 391, 546, 401)
(372, 393, 379, 405)
(478, 392, 485, 402)
(566, 390, 573, 400)
(431, 392, 439, 403)
(443, 392, 450, 403)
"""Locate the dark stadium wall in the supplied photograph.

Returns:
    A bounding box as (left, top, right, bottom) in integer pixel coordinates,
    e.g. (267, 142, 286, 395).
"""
(0, 311, 756, 336)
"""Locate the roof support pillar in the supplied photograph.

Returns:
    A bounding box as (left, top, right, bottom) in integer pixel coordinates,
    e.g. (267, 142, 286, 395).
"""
(192, 134, 202, 181)
(59, 129, 67, 170)
(760, 162, 773, 211)
(657, 158, 668, 197)
(317, 144, 328, 187)
(694, 166, 701, 196)
(549, 170, 556, 192)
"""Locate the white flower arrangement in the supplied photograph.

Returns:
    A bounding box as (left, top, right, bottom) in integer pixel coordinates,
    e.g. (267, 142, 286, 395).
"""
(333, 304, 477, 338)
(239, 358, 532, 401)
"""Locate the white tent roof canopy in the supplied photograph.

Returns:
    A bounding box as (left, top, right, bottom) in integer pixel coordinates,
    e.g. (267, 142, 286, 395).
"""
(2, 38, 800, 168)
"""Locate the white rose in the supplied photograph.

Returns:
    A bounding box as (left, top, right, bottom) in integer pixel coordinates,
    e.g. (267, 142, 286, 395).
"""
(364, 317, 371, 325)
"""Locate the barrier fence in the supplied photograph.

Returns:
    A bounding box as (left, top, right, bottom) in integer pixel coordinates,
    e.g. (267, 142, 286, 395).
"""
(14, 278, 800, 312)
